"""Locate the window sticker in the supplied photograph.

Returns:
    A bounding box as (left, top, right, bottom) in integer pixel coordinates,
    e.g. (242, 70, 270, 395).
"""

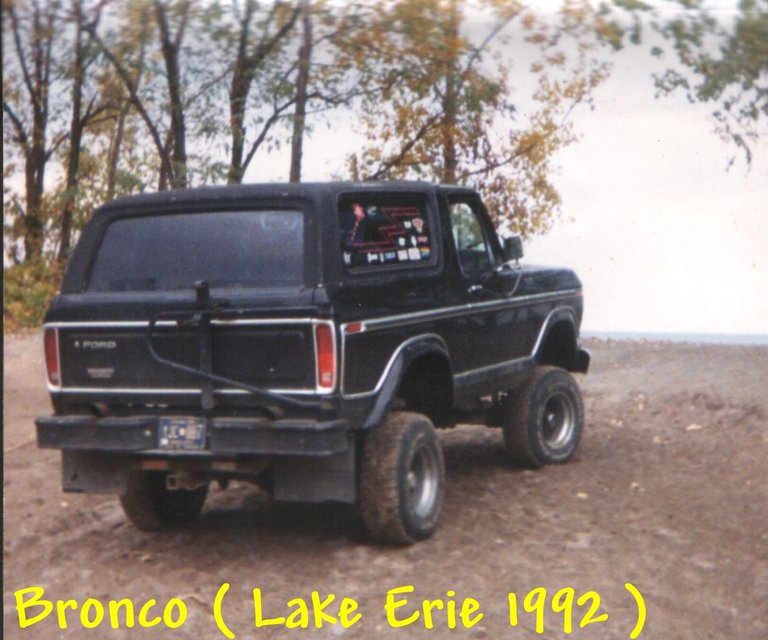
(340, 199, 432, 270)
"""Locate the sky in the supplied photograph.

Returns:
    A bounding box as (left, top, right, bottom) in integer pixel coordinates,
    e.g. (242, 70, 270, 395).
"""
(523, 34, 768, 336)
(246, 1, 768, 337)
(4, 3, 764, 336)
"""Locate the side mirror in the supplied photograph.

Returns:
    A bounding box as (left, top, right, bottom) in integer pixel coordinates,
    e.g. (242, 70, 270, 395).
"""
(502, 236, 524, 262)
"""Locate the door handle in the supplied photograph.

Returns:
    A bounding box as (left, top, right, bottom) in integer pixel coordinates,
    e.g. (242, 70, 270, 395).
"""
(467, 284, 483, 295)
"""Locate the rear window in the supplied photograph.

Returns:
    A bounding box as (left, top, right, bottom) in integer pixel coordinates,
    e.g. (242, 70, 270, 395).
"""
(87, 211, 304, 291)
(339, 194, 434, 270)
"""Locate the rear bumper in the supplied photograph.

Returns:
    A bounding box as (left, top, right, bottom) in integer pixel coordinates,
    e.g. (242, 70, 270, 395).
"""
(36, 414, 349, 457)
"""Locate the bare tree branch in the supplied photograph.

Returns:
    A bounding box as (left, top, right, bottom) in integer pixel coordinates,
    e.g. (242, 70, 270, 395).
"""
(7, 4, 37, 105)
(366, 111, 446, 180)
(241, 96, 298, 173)
(84, 17, 174, 184)
(2, 101, 30, 150)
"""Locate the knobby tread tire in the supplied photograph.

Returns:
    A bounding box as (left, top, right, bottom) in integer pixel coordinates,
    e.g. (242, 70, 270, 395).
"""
(503, 365, 584, 469)
(358, 412, 444, 545)
(119, 471, 208, 532)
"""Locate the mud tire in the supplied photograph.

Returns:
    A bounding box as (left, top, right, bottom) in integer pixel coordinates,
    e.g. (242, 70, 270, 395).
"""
(358, 412, 445, 545)
(503, 366, 584, 468)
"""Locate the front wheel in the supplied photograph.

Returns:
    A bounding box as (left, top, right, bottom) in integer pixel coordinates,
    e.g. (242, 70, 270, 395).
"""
(119, 471, 208, 531)
(503, 366, 584, 468)
(358, 412, 445, 545)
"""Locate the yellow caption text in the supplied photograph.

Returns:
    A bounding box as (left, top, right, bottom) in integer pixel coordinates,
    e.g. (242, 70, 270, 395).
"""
(14, 583, 646, 637)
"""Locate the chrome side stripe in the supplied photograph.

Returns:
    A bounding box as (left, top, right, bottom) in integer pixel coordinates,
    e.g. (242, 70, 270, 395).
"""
(45, 317, 320, 329)
(342, 305, 576, 399)
(340, 289, 579, 334)
(53, 387, 324, 396)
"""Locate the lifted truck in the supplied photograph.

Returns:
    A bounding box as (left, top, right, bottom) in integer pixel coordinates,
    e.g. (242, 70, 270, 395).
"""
(37, 181, 589, 544)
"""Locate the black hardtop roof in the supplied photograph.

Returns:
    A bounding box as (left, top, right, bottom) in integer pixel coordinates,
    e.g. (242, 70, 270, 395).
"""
(95, 181, 478, 218)
(60, 181, 479, 294)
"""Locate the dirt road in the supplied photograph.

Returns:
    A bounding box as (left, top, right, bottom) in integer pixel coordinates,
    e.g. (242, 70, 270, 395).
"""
(3, 332, 767, 639)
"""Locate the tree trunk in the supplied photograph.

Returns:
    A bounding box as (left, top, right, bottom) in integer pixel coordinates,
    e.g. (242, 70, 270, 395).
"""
(228, 72, 249, 184)
(107, 100, 130, 200)
(227, 1, 299, 184)
(155, 0, 188, 189)
(227, 0, 256, 184)
(85, 3, 174, 191)
(441, 0, 460, 185)
(58, 0, 86, 263)
(23, 162, 45, 260)
(290, 0, 313, 183)
(11, 2, 55, 262)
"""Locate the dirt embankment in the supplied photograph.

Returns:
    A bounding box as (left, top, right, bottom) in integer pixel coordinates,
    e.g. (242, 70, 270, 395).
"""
(3, 333, 767, 640)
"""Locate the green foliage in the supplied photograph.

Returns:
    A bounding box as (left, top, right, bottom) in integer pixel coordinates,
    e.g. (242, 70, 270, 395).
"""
(3, 260, 62, 330)
(2, 0, 626, 325)
(660, 0, 768, 165)
(346, 0, 612, 237)
(606, 0, 768, 166)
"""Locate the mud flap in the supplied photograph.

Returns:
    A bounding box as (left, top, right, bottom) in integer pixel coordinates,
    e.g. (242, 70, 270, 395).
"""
(274, 446, 356, 504)
(62, 450, 131, 494)
(573, 347, 591, 373)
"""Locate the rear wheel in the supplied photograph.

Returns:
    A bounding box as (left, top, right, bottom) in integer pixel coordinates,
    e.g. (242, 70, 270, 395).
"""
(358, 412, 445, 545)
(119, 471, 208, 531)
(503, 366, 584, 468)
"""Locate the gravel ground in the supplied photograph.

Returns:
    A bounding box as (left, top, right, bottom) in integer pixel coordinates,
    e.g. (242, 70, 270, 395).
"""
(3, 331, 767, 640)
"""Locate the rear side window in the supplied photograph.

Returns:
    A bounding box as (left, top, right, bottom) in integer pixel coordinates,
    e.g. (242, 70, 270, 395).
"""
(339, 195, 433, 270)
(88, 211, 304, 291)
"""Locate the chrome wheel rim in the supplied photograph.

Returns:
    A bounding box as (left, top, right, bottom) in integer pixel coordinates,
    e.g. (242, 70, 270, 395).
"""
(542, 392, 576, 449)
(407, 442, 440, 518)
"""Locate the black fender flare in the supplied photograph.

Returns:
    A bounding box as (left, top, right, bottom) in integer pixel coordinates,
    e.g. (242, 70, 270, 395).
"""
(361, 334, 452, 430)
(532, 306, 589, 374)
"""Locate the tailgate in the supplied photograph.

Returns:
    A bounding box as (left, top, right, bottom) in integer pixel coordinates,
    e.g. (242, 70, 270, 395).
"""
(50, 319, 326, 395)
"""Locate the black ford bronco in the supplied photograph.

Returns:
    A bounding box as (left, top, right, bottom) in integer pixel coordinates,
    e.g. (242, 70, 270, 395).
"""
(37, 181, 589, 544)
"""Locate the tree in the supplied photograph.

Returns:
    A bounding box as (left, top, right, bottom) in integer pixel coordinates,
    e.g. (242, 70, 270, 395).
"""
(286, 0, 372, 181)
(58, 0, 109, 262)
(216, 0, 299, 183)
(86, 0, 225, 189)
(154, 0, 189, 188)
(606, 0, 768, 167)
(88, 1, 163, 196)
(346, 0, 612, 236)
(3, 0, 63, 260)
(212, 0, 358, 184)
(289, 0, 312, 182)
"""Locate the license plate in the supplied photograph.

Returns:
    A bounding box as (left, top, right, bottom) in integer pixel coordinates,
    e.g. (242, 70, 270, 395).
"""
(158, 417, 207, 451)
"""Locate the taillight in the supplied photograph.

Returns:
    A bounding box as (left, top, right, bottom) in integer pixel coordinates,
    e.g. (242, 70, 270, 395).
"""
(314, 323, 336, 390)
(44, 328, 61, 387)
